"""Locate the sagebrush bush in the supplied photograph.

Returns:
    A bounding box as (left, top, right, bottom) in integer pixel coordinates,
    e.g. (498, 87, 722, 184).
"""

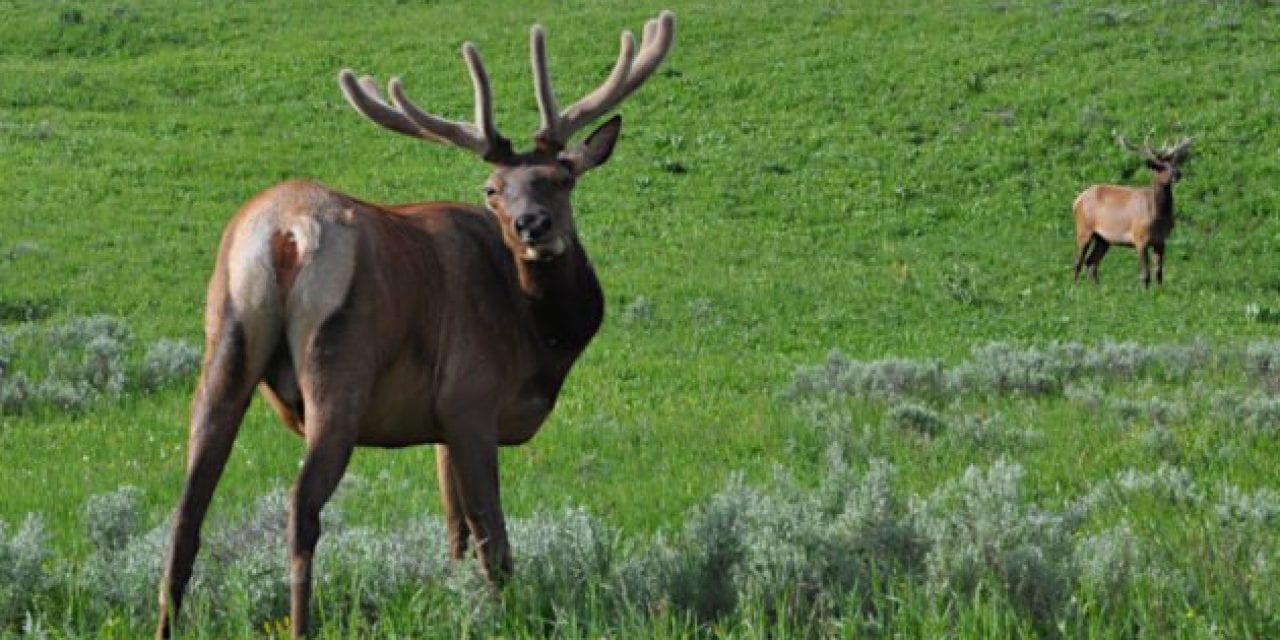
(0, 515, 52, 628)
(0, 315, 201, 415)
(1076, 524, 1147, 609)
(508, 507, 616, 629)
(916, 460, 1081, 632)
(83, 484, 145, 554)
(887, 401, 946, 437)
(948, 413, 1040, 450)
(141, 339, 201, 392)
(786, 350, 946, 399)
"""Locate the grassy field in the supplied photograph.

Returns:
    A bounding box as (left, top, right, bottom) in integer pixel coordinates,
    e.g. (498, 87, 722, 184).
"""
(2, 0, 1280, 637)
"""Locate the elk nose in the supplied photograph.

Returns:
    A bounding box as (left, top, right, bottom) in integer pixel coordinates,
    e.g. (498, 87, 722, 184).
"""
(515, 212, 552, 242)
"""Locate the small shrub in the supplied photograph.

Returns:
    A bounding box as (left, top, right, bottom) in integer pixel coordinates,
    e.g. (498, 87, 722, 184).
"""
(917, 460, 1081, 632)
(786, 350, 946, 400)
(0, 372, 33, 414)
(0, 515, 52, 627)
(78, 334, 127, 394)
(949, 413, 1040, 450)
(141, 339, 201, 392)
(621, 296, 654, 324)
(887, 401, 946, 437)
(949, 342, 1064, 396)
(84, 485, 145, 554)
(46, 315, 132, 350)
(1215, 485, 1280, 528)
(1076, 524, 1146, 606)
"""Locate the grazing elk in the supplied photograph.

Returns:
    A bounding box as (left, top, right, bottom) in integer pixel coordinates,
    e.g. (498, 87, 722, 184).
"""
(1072, 134, 1192, 288)
(155, 11, 675, 638)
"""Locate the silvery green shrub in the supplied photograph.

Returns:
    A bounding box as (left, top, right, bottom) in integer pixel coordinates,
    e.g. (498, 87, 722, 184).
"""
(1245, 340, 1280, 377)
(0, 372, 32, 414)
(887, 401, 946, 437)
(786, 350, 946, 399)
(141, 339, 201, 392)
(46, 314, 132, 349)
(0, 515, 52, 627)
(916, 461, 1080, 631)
(507, 507, 617, 631)
(83, 485, 145, 554)
(951, 342, 1063, 395)
(1075, 522, 1146, 601)
(948, 413, 1039, 450)
(79, 524, 166, 621)
(35, 378, 92, 413)
(78, 334, 127, 394)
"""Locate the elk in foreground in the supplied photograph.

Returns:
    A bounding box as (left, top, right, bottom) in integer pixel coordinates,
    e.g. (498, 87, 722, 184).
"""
(155, 11, 675, 638)
(1072, 134, 1192, 288)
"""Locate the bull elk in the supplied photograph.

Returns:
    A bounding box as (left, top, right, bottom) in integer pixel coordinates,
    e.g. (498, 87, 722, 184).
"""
(1071, 134, 1193, 288)
(155, 11, 676, 638)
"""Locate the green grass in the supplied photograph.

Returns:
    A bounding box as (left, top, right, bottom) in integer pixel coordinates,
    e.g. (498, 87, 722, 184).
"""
(3, 0, 1280, 636)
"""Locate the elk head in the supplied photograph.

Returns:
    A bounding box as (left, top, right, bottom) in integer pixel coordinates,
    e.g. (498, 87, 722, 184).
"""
(1116, 133, 1193, 184)
(338, 11, 675, 263)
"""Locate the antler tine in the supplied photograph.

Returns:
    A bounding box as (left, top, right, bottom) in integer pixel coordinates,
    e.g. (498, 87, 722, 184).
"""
(530, 25, 561, 142)
(536, 10, 675, 149)
(338, 69, 425, 139)
(338, 44, 511, 159)
(459, 43, 505, 150)
(1164, 136, 1193, 162)
(1115, 131, 1158, 162)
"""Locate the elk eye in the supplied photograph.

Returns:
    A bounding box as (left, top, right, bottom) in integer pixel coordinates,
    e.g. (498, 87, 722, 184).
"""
(483, 185, 498, 197)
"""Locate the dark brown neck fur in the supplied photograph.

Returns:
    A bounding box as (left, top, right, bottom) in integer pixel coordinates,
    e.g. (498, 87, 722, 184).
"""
(513, 242, 604, 354)
(1153, 178, 1174, 220)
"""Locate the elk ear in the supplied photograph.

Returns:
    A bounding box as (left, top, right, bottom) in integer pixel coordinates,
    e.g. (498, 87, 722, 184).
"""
(1145, 159, 1162, 171)
(563, 115, 622, 175)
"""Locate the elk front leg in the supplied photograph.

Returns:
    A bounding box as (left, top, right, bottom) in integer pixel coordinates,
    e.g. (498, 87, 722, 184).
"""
(157, 321, 259, 639)
(435, 445, 472, 560)
(443, 421, 512, 583)
(1152, 242, 1166, 285)
(1137, 243, 1152, 288)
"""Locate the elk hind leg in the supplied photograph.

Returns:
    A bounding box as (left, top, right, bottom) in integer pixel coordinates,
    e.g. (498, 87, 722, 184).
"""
(1072, 233, 1094, 283)
(157, 317, 266, 639)
(287, 313, 367, 637)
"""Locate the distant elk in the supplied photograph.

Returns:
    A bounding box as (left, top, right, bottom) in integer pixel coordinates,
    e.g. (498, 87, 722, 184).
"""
(155, 11, 676, 639)
(1072, 134, 1193, 288)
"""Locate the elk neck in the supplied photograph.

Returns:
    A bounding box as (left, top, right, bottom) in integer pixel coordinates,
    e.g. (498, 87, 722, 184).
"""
(1152, 177, 1175, 220)
(511, 240, 604, 353)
